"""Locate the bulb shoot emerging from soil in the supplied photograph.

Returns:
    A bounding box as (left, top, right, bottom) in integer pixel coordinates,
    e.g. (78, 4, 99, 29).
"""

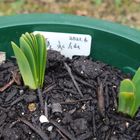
(118, 67, 140, 118)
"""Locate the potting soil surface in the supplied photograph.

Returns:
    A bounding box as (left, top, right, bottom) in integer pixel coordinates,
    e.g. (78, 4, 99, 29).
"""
(0, 50, 139, 140)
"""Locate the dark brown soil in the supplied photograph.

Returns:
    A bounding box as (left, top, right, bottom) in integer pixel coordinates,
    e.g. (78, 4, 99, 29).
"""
(0, 50, 139, 140)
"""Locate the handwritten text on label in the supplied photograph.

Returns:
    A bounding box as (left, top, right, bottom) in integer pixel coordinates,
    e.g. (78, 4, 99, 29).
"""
(34, 31, 92, 58)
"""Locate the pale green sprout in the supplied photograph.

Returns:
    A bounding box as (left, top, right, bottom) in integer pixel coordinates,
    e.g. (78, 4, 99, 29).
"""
(118, 68, 140, 117)
(11, 32, 47, 89)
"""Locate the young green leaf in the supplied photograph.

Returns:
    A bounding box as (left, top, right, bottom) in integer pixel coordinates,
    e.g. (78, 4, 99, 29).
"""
(35, 34, 47, 87)
(11, 42, 37, 89)
(131, 68, 140, 116)
(118, 79, 135, 117)
(11, 32, 47, 90)
(20, 36, 38, 86)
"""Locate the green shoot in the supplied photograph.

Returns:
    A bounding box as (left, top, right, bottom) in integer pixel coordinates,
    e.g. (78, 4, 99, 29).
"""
(118, 79, 135, 116)
(118, 68, 140, 117)
(11, 32, 47, 90)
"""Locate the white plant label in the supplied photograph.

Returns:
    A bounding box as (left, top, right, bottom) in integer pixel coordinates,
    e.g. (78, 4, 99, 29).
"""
(0, 52, 6, 64)
(34, 31, 92, 58)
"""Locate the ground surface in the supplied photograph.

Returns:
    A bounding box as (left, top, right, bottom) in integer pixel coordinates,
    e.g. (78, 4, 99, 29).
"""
(0, 0, 140, 30)
(0, 50, 140, 140)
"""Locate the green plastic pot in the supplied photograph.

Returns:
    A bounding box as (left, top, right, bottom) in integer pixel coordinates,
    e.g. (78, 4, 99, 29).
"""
(0, 14, 140, 74)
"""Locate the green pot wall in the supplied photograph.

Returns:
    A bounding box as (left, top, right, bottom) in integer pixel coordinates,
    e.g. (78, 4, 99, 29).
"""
(0, 14, 140, 74)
